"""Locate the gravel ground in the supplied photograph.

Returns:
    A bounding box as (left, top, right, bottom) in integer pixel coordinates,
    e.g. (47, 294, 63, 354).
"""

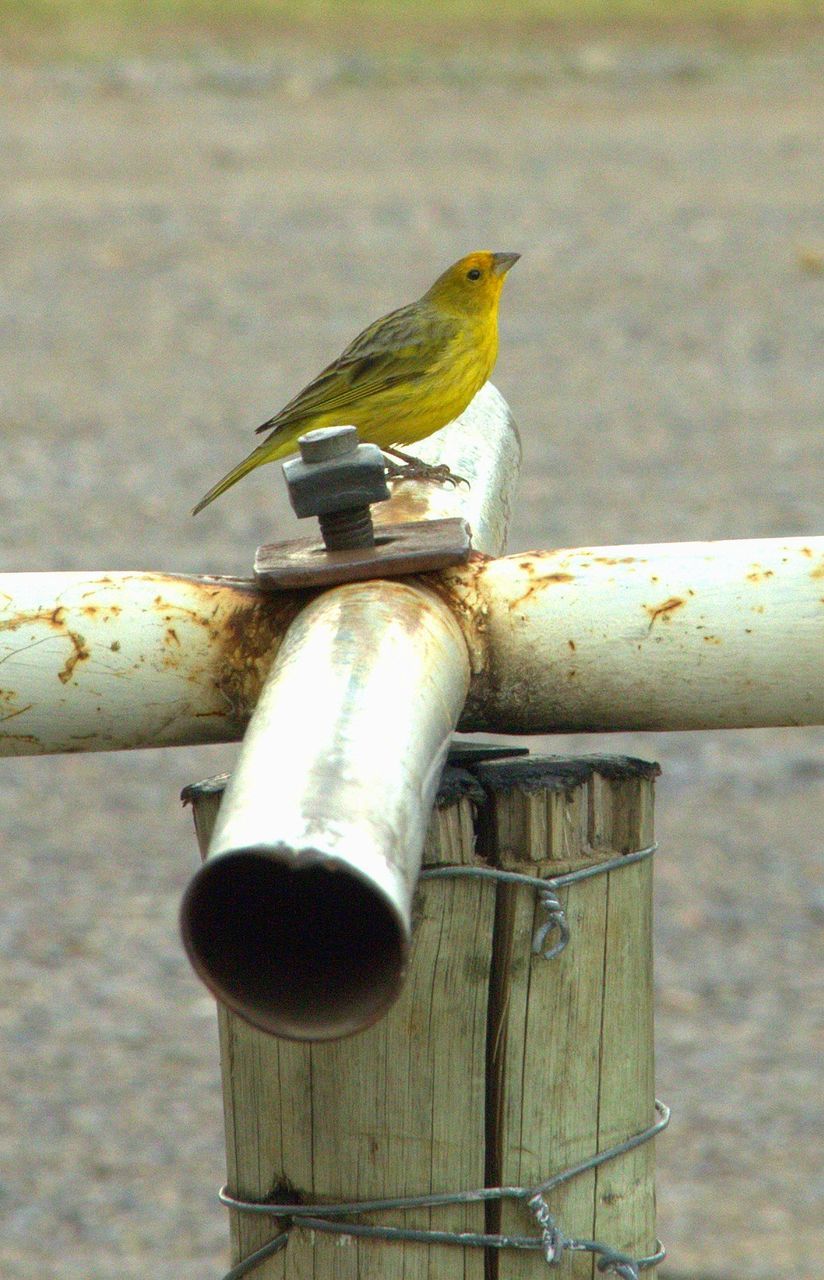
(0, 36, 822, 1280)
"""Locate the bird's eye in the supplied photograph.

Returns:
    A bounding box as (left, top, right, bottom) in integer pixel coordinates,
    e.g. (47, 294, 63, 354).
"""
(466, 267, 482, 281)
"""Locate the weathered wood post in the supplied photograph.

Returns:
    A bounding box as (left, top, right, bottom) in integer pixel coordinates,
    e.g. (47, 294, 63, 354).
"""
(185, 751, 661, 1280)
(480, 756, 660, 1280)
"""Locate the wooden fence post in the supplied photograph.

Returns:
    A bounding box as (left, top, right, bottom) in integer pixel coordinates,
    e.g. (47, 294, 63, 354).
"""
(474, 756, 659, 1279)
(184, 753, 660, 1280)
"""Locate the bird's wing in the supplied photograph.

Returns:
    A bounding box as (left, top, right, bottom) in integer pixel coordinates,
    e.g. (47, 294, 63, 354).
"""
(255, 304, 459, 435)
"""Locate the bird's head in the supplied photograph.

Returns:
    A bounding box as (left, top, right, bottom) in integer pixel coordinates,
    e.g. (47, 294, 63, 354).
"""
(423, 251, 520, 316)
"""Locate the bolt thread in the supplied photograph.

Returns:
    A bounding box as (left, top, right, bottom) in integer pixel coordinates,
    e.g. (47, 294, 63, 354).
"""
(318, 505, 375, 551)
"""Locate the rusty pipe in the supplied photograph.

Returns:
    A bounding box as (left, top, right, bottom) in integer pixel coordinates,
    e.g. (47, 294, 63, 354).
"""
(173, 385, 521, 1040)
(0, 571, 303, 756)
(1, 537, 822, 756)
(450, 537, 824, 732)
(179, 580, 470, 1040)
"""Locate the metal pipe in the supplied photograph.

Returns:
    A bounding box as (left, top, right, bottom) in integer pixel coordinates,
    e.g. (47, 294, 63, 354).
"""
(0, 571, 302, 756)
(178, 386, 520, 1039)
(177, 384, 520, 1039)
(179, 580, 470, 1040)
(1, 537, 822, 757)
(450, 536, 824, 732)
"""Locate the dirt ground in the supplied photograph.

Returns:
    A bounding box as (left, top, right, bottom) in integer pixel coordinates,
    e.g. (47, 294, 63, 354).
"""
(0, 34, 822, 1280)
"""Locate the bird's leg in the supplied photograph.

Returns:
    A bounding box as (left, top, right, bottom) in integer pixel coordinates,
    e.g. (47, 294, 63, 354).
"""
(382, 446, 468, 489)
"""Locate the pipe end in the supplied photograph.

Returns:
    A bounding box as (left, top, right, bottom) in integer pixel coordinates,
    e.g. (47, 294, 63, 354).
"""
(180, 850, 408, 1040)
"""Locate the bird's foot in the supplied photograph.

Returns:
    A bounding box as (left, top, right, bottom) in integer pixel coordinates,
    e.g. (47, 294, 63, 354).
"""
(383, 451, 469, 489)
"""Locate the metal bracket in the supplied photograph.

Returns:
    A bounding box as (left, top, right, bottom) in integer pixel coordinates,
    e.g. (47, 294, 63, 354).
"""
(254, 517, 472, 589)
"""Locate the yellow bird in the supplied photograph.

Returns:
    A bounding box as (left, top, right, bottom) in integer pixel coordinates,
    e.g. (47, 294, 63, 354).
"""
(192, 250, 519, 514)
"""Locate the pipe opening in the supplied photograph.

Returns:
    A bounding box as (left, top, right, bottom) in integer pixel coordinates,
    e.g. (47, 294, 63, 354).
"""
(180, 851, 407, 1040)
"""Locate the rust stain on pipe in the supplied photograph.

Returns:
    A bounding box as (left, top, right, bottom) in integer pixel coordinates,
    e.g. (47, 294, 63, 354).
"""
(507, 571, 575, 614)
(57, 631, 90, 684)
(0, 575, 304, 711)
(133, 574, 309, 720)
(645, 596, 686, 628)
(213, 588, 309, 720)
(0, 606, 69, 633)
(0, 572, 310, 753)
(418, 538, 824, 733)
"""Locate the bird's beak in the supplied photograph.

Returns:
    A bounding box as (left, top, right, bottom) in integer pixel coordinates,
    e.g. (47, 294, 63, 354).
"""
(492, 252, 520, 276)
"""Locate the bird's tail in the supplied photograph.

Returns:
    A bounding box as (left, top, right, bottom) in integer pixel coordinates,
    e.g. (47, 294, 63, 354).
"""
(192, 437, 293, 515)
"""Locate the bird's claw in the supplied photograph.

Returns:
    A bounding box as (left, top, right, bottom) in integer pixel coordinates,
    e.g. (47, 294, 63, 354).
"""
(427, 463, 470, 490)
(384, 459, 469, 489)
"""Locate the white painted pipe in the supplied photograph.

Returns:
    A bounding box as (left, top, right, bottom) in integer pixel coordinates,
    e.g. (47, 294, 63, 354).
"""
(454, 537, 824, 732)
(1, 537, 822, 757)
(0, 571, 299, 755)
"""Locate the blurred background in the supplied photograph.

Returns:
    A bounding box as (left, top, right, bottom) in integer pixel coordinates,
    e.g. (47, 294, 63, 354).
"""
(0, 2, 822, 1277)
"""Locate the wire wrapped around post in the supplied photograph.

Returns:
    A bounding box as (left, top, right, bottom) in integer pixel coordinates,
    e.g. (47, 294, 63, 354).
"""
(215, 1100, 670, 1280)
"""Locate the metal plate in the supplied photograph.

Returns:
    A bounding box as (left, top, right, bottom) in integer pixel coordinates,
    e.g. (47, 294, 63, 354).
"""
(254, 517, 472, 589)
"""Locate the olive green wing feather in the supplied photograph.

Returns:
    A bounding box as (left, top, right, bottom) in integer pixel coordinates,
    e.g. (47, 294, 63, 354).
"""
(254, 304, 459, 438)
(192, 306, 459, 516)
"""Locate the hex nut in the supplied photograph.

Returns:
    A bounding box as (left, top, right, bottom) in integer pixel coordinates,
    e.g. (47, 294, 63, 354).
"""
(283, 442, 390, 519)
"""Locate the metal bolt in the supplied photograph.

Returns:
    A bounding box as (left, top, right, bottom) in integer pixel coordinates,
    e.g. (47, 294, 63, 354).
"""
(282, 426, 390, 552)
(298, 426, 359, 464)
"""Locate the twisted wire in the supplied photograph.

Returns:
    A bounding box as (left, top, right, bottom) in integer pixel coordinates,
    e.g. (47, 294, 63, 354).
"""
(218, 1102, 669, 1277)
(420, 841, 657, 960)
